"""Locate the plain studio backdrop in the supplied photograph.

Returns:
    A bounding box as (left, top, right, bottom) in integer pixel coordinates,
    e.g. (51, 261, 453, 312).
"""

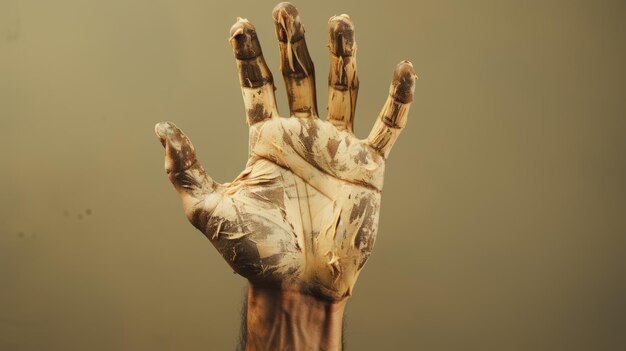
(1, 0, 625, 350)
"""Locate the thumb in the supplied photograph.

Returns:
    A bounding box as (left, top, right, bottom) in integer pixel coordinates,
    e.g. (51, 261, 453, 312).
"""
(155, 121, 218, 205)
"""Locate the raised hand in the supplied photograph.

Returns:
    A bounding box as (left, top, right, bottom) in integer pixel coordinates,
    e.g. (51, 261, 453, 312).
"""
(155, 2, 417, 301)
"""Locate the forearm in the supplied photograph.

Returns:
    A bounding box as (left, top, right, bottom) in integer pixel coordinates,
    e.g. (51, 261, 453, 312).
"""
(243, 283, 347, 351)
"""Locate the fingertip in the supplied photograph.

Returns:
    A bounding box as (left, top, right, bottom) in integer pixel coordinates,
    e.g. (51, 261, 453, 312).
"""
(229, 17, 253, 39)
(328, 14, 354, 32)
(395, 60, 416, 76)
(272, 2, 299, 20)
(154, 121, 171, 141)
(155, 121, 184, 147)
(329, 14, 353, 30)
(328, 14, 356, 56)
(229, 18, 262, 60)
(391, 61, 418, 104)
(272, 2, 304, 43)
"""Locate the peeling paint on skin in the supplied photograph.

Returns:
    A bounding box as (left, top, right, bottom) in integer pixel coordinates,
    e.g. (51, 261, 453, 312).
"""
(230, 19, 278, 127)
(368, 61, 418, 158)
(273, 2, 318, 117)
(155, 4, 416, 302)
(327, 14, 359, 133)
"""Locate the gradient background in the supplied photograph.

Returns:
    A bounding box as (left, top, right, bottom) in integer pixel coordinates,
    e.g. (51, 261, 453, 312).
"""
(1, 0, 625, 350)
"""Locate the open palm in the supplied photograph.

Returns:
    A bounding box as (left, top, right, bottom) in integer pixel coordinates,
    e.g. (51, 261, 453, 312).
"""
(155, 2, 417, 301)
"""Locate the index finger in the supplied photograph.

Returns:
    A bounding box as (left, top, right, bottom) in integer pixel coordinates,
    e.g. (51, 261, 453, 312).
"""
(230, 18, 278, 126)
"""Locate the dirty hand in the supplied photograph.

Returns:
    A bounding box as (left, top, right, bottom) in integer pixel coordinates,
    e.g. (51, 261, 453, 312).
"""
(155, 2, 417, 301)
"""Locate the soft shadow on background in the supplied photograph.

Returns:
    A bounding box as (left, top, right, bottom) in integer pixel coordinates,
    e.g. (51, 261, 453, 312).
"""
(1, 0, 625, 350)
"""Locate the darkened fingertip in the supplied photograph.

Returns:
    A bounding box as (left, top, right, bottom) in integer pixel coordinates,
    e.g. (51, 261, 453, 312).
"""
(229, 18, 263, 60)
(272, 2, 304, 43)
(328, 14, 356, 56)
(391, 61, 418, 104)
(395, 60, 416, 76)
(273, 2, 299, 17)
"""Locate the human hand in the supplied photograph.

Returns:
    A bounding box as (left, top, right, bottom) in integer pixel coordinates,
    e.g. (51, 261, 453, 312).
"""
(155, 2, 417, 301)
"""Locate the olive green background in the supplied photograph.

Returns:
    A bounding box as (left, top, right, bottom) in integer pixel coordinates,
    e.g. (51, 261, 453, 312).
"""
(1, 0, 625, 350)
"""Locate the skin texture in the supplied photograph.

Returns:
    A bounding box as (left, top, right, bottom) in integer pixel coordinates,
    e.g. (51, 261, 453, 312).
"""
(155, 2, 417, 349)
(244, 283, 347, 350)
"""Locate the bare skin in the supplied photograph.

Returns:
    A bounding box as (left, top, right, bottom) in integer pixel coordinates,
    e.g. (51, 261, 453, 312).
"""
(245, 283, 347, 350)
(155, 2, 417, 350)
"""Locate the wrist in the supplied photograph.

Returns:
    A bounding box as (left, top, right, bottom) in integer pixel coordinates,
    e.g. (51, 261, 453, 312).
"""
(243, 282, 347, 351)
